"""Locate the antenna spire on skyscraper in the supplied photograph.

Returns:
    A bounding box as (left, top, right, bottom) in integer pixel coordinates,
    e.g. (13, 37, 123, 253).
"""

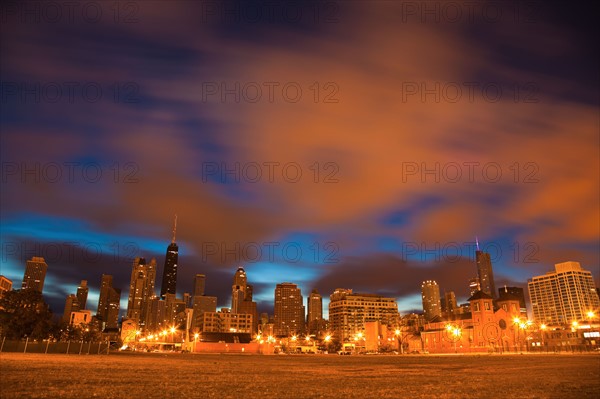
(172, 214, 177, 243)
(476, 236, 480, 251)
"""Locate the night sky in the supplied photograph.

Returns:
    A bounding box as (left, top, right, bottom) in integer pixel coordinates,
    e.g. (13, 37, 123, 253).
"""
(1, 1, 598, 318)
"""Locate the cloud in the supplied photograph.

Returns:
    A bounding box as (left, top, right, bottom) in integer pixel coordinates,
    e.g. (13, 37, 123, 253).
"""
(1, 1, 598, 316)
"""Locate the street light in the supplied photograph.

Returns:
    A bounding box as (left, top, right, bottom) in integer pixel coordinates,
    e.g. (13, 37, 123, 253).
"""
(394, 329, 403, 354)
(513, 317, 523, 353)
(170, 326, 176, 348)
(587, 311, 595, 329)
(193, 333, 199, 353)
(571, 321, 579, 332)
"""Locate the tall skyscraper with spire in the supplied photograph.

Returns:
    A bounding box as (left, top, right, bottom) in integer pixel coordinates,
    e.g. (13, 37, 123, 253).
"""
(160, 215, 179, 299)
(475, 239, 496, 299)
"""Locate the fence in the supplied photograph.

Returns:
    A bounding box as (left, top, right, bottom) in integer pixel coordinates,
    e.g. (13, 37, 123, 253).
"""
(0, 337, 113, 354)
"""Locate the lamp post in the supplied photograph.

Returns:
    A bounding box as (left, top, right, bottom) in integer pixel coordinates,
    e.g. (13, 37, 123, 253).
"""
(513, 317, 523, 353)
(193, 333, 199, 353)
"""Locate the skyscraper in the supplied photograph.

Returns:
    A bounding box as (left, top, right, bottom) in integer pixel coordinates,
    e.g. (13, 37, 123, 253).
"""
(442, 291, 457, 318)
(21, 256, 47, 292)
(76, 280, 88, 309)
(468, 277, 480, 297)
(127, 257, 157, 326)
(193, 274, 206, 297)
(97, 274, 113, 322)
(62, 294, 80, 323)
(476, 248, 496, 299)
(528, 261, 599, 325)
(231, 267, 247, 313)
(307, 289, 323, 334)
(160, 215, 179, 299)
(274, 283, 305, 336)
(97, 274, 121, 329)
(421, 280, 441, 321)
(228, 267, 258, 333)
(105, 287, 121, 329)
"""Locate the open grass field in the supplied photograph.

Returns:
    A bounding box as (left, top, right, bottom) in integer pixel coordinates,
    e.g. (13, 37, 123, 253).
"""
(1, 353, 599, 399)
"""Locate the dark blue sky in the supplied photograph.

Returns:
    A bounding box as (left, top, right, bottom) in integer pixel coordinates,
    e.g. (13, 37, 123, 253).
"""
(1, 1, 598, 318)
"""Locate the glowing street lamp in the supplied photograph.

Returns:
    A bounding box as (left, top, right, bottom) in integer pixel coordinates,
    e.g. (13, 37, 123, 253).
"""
(513, 318, 523, 353)
(193, 333, 199, 352)
(170, 326, 176, 346)
(587, 311, 595, 329)
(324, 335, 332, 343)
(570, 321, 579, 337)
(451, 327, 462, 353)
(394, 329, 403, 354)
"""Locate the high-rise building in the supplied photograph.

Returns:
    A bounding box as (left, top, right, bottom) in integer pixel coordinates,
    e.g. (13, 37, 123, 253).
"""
(442, 291, 457, 318)
(476, 249, 496, 299)
(160, 215, 179, 299)
(528, 261, 599, 325)
(228, 268, 258, 333)
(274, 283, 305, 336)
(231, 267, 247, 313)
(145, 296, 166, 331)
(0, 275, 13, 296)
(307, 289, 323, 334)
(421, 280, 441, 321)
(97, 274, 113, 322)
(468, 277, 480, 297)
(105, 287, 121, 329)
(127, 257, 157, 326)
(329, 288, 399, 342)
(21, 256, 47, 292)
(98, 274, 121, 329)
(193, 274, 205, 297)
(62, 294, 80, 323)
(183, 292, 192, 309)
(76, 280, 89, 309)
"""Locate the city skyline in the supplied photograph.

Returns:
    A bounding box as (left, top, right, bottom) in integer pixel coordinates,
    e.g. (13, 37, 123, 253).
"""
(4, 213, 599, 319)
(4, 239, 598, 325)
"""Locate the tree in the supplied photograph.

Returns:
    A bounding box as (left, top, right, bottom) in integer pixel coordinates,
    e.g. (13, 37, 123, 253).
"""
(0, 289, 54, 339)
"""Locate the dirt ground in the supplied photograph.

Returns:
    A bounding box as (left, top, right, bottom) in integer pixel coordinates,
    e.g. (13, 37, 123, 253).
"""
(1, 352, 598, 399)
